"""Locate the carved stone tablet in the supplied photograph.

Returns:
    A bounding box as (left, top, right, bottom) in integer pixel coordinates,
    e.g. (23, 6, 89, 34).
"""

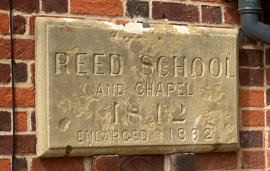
(36, 18, 239, 157)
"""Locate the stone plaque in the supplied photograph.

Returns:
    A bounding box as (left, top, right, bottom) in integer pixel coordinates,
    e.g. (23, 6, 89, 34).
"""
(36, 18, 239, 157)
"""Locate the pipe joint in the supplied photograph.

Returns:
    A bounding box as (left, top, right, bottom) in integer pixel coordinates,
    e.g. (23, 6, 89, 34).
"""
(238, 0, 270, 45)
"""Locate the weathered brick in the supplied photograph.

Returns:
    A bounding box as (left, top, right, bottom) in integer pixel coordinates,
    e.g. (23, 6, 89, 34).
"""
(0, 135, 12, 155)
(0, 0, 9, 10)
(268, 132, 270, 147)
(31, 157, 84, 171)
(13, 0, 39, 12)
(0, 159, 10, 171)
(42, 0, 67, 13)
(127, 0, 149, 18)
(0, 87, 35, 107)
(0, 111, 11, 131)
(31, 111, 36, 131)
(267, 88, 270, 105)
(14, 158, 27, 171)
(0, 39, 10, 59)
(242, 110, 264, 127)
(70, 0, 123, 16)
(239, 49, 263, 67)
(14, 62, 27, 83)
(266, 48, 270, 65)
(0, 13, 9, 35)
(239, 69, 264, 87)
(267, 110, 270, 126)
(13, 15, 26, 34)
(266, 69, 270, 86)
(92, 155, 120, 171)
(120, 155, 164, 171)
(224, 7, 240, 24)
(31, 63, 35, 84)
(0, 63, 10, 83)
(15, 112, 27, 132)
(196, 152, 237, 170)
(239, 89, 264, 107)
(241, 151, 265, 169)
(29, 16, 36, 35)
(0, 38, 35, 59)
(152, 2, 199, 22)
(14, 39, 35, 59)
(170, 153, 195, 171)
(201, 5, 221, 24)
(15, 135, 36, 154)
(240, 131, 263, 148)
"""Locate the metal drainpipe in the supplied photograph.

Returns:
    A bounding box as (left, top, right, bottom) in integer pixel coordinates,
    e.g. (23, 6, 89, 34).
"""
(238, 0, 270, 45)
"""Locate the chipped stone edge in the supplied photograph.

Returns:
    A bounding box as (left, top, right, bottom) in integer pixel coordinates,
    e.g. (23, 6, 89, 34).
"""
(35, 17, 240, 157)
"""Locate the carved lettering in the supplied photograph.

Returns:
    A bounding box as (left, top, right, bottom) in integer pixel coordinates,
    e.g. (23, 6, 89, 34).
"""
(55, 53, 70, 74)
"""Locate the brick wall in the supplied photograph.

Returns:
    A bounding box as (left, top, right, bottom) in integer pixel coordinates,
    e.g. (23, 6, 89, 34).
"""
(0, 0, 269, 170)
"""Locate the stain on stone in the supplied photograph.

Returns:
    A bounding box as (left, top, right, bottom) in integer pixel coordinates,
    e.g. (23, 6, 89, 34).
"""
(59, 117, 71, 132)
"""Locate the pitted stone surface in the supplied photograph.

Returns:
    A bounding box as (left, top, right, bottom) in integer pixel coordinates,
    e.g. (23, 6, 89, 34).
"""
(36, 18, 239, 157)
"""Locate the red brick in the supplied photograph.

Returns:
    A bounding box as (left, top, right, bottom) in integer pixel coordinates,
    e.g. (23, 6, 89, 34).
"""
(242, 151, 265, 169)
(15, 135, 36, 154)
(15, 112, 27, 132)
(265, 48, 270, 65)
(42, 0, 67, 13)
(14, 39, 35, 59)
(0, 136, 12, 155)
(13, 0, 39, 12)
(196, 152, 237, 170)
(0, 111, 11, 131)
(242, 110, 264, 127)
(201, 5, 221, 24)
(152, 2, 199, 22)
(266, 69, 270, 86)
(0, 135, 36, 155)
(0, 39, 10, 58)
(120, 155, 164, 171)
(0, 87, 35, 108)
(268, 132, 270, 147)
(240, 131, 263, 148)
(31, 63, 35, 83)
(31, 111, 36, 131)
(239, 69, 264, 87)
(239, 49, 263, 67)
(266, 110, 270, 126)
(239, 89, 264, 107)
(0, 13, 9, 35)
(14, 158, 27, 171)
(224, 7, 240, 24)
(0, 0, 9, 10)
(29, 16, 36, 35)
(70, 0, 123, 16)
(0, 63, 10, 83)
(0, 38, 35, 59)
(31, 157, 84, 171)
(13, 15, 26, 34)
(267, 89, 270, 105)
(14, 62, 27, 83)
(92, 155, 120, 171)
(0, 159, 10, 171)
